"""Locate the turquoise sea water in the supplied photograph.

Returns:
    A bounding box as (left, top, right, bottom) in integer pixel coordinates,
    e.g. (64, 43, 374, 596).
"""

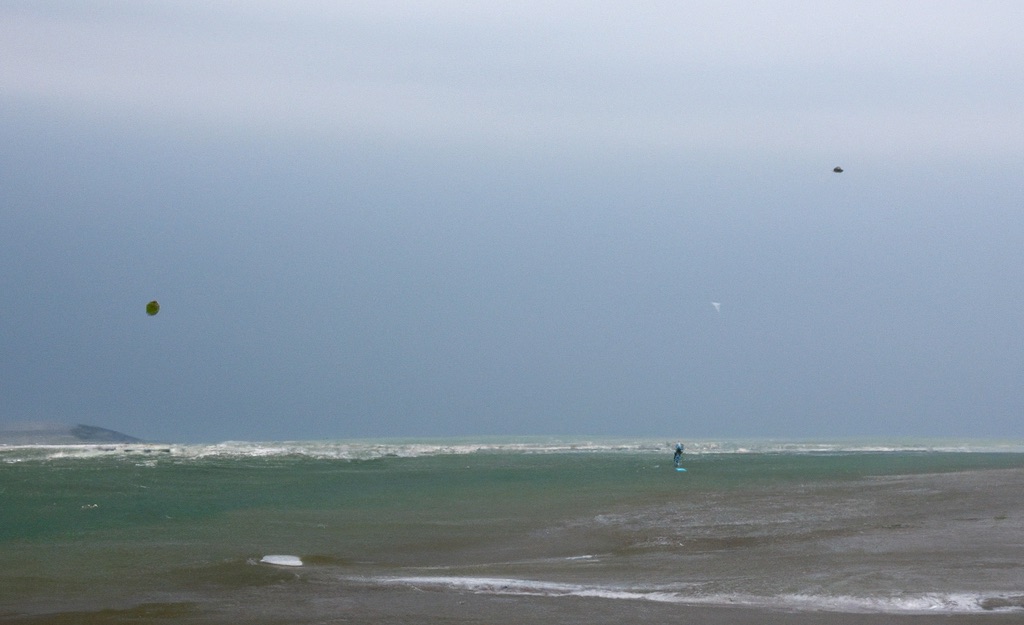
(3, 438, 1024, 621)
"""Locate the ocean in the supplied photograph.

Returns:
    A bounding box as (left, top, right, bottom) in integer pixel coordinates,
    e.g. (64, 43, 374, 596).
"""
(3, 438, 1024, 624)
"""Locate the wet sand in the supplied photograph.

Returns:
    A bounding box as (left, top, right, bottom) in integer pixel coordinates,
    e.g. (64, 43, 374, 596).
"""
(7, 587, 1024, 625)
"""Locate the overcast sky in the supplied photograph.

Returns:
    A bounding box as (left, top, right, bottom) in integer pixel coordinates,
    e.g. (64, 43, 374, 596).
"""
(2, 1, 1022, 443)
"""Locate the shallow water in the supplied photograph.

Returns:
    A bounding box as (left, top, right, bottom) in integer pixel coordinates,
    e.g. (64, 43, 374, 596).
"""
(3, 439, 1024, 621)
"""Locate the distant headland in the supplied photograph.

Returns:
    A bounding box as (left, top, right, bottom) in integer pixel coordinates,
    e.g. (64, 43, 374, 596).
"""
(0, 422, 142, 445)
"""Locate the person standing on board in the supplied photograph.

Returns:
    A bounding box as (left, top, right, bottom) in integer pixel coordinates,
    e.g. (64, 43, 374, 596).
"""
(673, 443, 684, 467)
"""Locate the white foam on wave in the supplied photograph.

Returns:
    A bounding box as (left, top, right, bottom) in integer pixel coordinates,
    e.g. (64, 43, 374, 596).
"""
(0, 444, 180, 463)
(0, 438, 667, 463)
(369, 576, 1024, 614)
(4, 436, 1024, 463)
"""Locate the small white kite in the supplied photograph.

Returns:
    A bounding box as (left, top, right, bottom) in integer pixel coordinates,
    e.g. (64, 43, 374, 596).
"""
(711, 302, 721, 313)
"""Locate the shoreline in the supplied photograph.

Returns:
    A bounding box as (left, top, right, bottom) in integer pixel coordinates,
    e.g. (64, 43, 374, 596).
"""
(7, 588, 1024, 625)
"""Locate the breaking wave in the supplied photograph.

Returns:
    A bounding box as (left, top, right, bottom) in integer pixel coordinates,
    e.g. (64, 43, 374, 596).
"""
(3, 436, 1024, 463)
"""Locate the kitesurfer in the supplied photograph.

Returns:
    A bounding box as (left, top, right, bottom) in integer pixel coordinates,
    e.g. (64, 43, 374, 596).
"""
(673, 443, 684, 467)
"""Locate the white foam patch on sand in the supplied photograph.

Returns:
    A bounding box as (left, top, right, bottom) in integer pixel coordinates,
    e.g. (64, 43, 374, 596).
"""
(260, 555, 303, 567)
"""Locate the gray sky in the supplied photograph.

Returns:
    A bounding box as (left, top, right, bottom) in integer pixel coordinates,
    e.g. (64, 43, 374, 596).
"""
(2, 1, 1022, 443)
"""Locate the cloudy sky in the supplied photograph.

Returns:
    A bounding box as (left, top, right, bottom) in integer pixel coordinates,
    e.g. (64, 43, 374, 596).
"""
(2, 1, 1022, 442)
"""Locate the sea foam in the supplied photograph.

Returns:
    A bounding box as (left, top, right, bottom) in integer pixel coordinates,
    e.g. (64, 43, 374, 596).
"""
(371, 576, 1024, 614)
(3, 437, 1024, 464)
